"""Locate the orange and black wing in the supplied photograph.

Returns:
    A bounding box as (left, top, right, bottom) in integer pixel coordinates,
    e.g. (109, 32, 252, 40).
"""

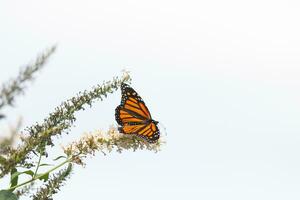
(115, 105, 145, 126)
(118, 121, 160, 143)
(115, 83, 152, 126)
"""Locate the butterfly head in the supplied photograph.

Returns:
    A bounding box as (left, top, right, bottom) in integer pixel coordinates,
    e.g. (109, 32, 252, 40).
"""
(145, 118, 158, 125)
(152, 120, 159, 125)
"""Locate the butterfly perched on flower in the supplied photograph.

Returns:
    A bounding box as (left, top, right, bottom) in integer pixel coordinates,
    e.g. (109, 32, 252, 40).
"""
(115, 83, 160, 143)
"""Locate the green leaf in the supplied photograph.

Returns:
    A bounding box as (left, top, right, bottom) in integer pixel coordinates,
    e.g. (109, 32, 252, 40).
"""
(53, 156, 67, 161)
(38, 173, 49, 182)
(0, 190, 18, 200)
(10, 170, 34, 191)
(11, 170, 34, 182)
(65, 163, 73, 175)
(39, 163, 53, 167)
(9, 168, 18, 191)
(22, 170, 35, 177)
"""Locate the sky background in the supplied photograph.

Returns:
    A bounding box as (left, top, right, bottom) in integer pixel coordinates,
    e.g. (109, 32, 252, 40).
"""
(1, 0, 300, 199)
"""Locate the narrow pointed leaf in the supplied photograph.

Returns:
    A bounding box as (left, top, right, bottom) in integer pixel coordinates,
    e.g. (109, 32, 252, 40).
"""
(10, 168, 18, 190)
(53, 156, 67, 161)
(39, 163, 53, 167)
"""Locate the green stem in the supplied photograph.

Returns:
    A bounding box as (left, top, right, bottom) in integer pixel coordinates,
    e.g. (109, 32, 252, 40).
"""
(8, 157, 72, 191)
(33, 152, 42, 178)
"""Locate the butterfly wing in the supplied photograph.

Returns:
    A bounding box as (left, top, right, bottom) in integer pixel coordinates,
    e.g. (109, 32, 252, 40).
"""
(120, 83, 152, 119)
(119, 121, 160, 143)
(115, 83, 152, 125)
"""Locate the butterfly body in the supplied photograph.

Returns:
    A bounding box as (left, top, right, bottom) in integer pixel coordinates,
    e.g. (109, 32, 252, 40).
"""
(115, 83, 160, 143)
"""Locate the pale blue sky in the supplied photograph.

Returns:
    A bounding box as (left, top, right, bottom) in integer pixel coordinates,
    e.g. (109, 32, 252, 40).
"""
(1, 0, 300, 199)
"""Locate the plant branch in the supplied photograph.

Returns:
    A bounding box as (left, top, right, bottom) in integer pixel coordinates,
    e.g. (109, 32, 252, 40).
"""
(0, 46, 56, 111)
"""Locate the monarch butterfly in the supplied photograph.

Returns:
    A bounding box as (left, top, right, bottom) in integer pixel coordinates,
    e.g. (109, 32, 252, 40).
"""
(115, 83, 160, 143)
